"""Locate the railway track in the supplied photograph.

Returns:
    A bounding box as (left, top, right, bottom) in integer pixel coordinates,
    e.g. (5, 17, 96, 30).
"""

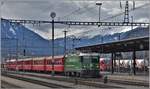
(2, 73, 72, 88)
(1, 80, 21, 88)
(2, 71, 123, 88)
(3, 72, 149, 87)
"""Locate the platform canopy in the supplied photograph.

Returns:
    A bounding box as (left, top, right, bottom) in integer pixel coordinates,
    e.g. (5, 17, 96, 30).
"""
(76, 36, 149, 53)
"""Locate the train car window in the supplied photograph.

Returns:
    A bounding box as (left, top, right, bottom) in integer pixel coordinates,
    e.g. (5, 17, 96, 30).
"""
(47, 60, 52, 65)
(47, 60, 49, 64)
(28, 61, 30, 64)
(36, 61, 38, 64)
(39, 60, 41, 64)
(35, 60, 37, 65)
(38, 61, 40, 64)
(26, 61, 28, 64)
(45, 60, 47, 64)
(38, 61, 40, 65)
(49, 60, 52, 65)
(80, 56, 83, 63)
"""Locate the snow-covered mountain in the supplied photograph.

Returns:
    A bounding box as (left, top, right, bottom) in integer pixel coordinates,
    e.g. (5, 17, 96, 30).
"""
(75, 26, 149, 47)
(1, 19, 63, 58)
(1, 19, 149, 58)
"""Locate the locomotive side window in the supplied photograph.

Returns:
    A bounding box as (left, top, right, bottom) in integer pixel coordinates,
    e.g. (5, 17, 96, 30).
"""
(80, 56, 83, 63)
(83, 56, 91, 63)
(92, 57, 99, 63)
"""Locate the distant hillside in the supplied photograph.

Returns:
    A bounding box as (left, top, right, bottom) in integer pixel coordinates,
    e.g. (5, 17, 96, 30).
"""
(121, 27, 149, 39)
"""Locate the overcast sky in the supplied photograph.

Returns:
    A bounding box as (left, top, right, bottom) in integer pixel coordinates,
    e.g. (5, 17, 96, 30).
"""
(1, 0, 150, 39)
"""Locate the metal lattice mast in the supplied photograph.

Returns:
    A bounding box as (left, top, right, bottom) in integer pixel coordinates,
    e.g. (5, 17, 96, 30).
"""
(124, 1, 129, 23)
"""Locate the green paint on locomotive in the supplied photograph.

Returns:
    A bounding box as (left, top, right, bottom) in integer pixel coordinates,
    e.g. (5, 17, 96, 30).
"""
(64, 53, 100, 77)
(81, 56, 99, 70)
(64, 54, 82, 72)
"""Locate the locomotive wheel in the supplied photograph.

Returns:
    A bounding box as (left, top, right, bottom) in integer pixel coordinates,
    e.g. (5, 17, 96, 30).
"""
(69, 72, 72, 76)
(65, 72, 68, 76)
(77, 72, 80, 77)
(66, 72, 70, 76)
(74, 72, 76, 77)
(71, 72, 74, 76)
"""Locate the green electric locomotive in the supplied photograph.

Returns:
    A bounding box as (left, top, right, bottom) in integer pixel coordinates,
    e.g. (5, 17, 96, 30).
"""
(64, 53, 100, 77)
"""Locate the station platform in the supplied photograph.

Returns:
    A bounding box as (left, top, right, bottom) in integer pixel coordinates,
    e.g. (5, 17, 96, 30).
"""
(101, 72, 149, 85)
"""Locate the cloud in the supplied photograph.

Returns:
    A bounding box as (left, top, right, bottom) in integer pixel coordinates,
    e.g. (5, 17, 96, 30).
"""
(1, 0, 149, 39)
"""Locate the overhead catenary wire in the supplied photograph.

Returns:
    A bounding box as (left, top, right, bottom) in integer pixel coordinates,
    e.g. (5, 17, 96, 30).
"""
(58, 1, 97, 21)
(2, 1, 149, 40)
(53, 1, 149, 38)
(72, 2, 149, 35)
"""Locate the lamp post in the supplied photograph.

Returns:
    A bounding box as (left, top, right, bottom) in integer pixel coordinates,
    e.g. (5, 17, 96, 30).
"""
(96, 2, 102, 27)
(50, 12, 56, 76)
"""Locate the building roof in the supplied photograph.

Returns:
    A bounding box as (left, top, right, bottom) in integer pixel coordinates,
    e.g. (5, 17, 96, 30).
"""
(76, 36, 149, 53)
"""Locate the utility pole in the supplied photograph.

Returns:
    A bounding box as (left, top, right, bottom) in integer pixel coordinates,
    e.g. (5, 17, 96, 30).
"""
(124, 1, 129, 23)
(131, 16, 133, 75)
(63, 30, 68, 55)
(96, 2, 102, 27)
(72, 36, 80, 53)
(101, 36, 103, 43)
(15, 39, 19, 73)
(118, 33, 121, 73)
(11, 24, 19, 73)
(50, 12, 56, 76)
(22, 23, 26, 57)
(72, 38, 75, 51)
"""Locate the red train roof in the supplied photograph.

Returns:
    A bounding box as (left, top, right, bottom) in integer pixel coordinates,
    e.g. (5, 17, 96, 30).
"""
(7, 55, 64, 62)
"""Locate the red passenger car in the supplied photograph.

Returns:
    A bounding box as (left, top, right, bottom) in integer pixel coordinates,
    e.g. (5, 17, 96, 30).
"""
(17, 60, 23, 70)
(5, 55, 65, 73)
(53, 56, 64, 72)
(45, 56, 64, 72)
(32, 57, 45, 71)
(23, 59, 33, 71)
(7, 60, 16, 70)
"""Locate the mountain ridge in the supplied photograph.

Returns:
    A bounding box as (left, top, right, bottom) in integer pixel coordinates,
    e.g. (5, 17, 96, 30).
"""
(1, 19, 149, 58)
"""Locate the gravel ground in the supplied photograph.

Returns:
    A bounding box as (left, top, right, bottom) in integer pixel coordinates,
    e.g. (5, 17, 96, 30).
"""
(2, 71, 149, 89)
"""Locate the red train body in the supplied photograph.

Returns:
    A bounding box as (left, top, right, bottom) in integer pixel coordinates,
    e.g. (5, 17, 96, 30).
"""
(5, 56, 64, 73)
